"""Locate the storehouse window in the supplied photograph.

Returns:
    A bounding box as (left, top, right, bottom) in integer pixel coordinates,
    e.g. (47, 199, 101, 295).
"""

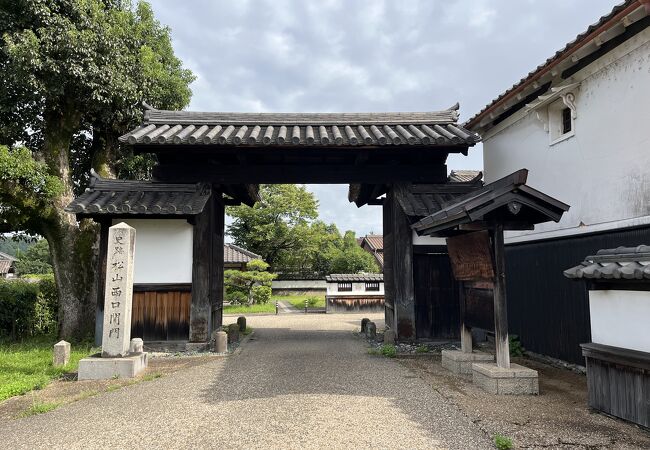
(365, 281, 380, 291)
(337, 282, 352, 292)
(561, 107, 572, 134)
(548, 94, 576, 145)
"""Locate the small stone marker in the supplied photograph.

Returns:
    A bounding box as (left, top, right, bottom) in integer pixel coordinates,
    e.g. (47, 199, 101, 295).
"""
(213, 331, 228, 353)
(227, 323, 240, 343)
(237, 316, 247, 332)
(383, 329, 396, 345)
(361, 318, 370, 333)
(129, 338, 144, 354)
(53, 340, 70, 367)
(102, 222, 136, 358)
(365, 321, 377, 340)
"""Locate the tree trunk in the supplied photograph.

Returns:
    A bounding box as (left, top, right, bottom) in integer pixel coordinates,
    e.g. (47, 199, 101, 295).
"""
(39, 106, 99, 341)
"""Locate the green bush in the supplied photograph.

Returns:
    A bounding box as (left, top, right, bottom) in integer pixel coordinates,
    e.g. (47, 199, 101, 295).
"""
(509, 334, 525, 357)
(307, 296, 320, 307)
(0, 276, 58, 339)
(493, 434, 513, 450)
(251, 285, 272, 304)
(380, 344, 397, 358)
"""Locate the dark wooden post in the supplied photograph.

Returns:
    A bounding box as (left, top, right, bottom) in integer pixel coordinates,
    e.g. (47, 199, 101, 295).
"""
(190, 189, 213, 342)
(95, 220, 110, 347)
(382, 192, 395, 331)
(491, 224, 510, 368)
(210, 189, 225, 334)
(390, 183, 416, 340)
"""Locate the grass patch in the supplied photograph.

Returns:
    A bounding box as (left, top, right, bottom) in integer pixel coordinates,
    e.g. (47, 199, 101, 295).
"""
(0, 334, 95, 402)
(493, 434, 514, 450)
(242, 326, 254, 336)
(223, 303, 276, 314)
(142, 372, 163, 382)
(368, 344, 397, 358)
(76, 389, 99, 400)
(415, 345, 429, 354)
(19, 400, 60, 417)
(106, 384, 122, 392)
(273, 294, 325, 310)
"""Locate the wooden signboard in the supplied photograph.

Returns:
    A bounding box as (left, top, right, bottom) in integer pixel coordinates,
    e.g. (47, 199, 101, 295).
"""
(446, 231, 494, 281)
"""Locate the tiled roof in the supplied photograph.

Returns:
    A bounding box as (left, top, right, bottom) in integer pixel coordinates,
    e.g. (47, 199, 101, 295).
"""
(0, 251, 17, 262)
(119, 106, 480, 147)
(325, 273, 383, 282)
(0, 260, 13, 274)
(397, 171, 484, 219)
(224, 244, 261, 264)
(448, 170, 482, 183)
(412, 169, 570, 235)
(66, 173, 211, 217)
(360, 235, 383, 252)
(466, 0, 645, 128)
(564, 245, 650, 280)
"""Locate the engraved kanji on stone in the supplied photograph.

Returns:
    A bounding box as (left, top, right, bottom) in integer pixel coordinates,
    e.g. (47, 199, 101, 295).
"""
(109, 312, 120, 325)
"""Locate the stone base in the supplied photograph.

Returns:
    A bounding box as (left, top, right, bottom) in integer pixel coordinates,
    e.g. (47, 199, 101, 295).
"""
(441, 350, 494, 374)
(78, 352, 148, 380)
(472, 362, 539, 395)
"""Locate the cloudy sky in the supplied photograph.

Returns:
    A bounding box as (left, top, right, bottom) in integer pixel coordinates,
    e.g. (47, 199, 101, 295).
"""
(148, 0, 615, 236)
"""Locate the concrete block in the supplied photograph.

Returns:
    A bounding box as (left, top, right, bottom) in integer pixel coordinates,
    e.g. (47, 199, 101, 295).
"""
(78, 353, 148, 380)
(213, 331, 228, 353)
(472, 362, 539, 395)
(53, 340, 71, 367)
(384, 329, 396, 345)
(129, 338, 143, 354)
(441, 350, 493, 375)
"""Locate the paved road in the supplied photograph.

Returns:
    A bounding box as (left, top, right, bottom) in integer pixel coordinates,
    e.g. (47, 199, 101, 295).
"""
(1, 314, 491, 449)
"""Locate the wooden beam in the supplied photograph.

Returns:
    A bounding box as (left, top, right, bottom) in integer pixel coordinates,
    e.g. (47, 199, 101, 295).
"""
(153, 163, 448, 184)
(491, 224, 510, 368)
(391, 183, 416, 340)
(210, 190, 225, 334)
(189, 191, 212, 342)
(410, 183, 480, 194)
(95, 220, 110, 346)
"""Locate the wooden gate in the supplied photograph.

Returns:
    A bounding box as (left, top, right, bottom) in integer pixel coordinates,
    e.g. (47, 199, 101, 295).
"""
(131, 287, 191, 341)
(414, 251, 460, 339)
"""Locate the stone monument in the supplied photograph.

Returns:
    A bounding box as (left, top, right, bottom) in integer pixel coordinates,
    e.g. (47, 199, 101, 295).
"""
(53, 340, 70, 367)
(78, 223, 148, 380)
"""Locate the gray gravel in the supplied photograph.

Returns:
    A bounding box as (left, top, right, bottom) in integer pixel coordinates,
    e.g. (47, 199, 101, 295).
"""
(0, 313, 490, 449)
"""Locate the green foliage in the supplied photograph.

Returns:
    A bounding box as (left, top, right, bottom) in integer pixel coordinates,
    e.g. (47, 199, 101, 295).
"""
(0, 333, 94, 401)
(15, 239, 53, 275)
(227, 184, 318, 271)
(509, 334, 525, 357)
(415, 345, 429, 354)
(0, 276, 58, 339)
(227, 184, 380, 275)
(19, 400, 61, 417)
(222, 303, 276, 315)
(224, 259, 276, 305)
(493, 434, 514, 450)
(379, 344, 397, 358)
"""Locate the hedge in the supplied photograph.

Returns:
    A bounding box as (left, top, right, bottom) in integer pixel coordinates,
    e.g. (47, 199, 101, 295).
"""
(0, 275, 58, 339)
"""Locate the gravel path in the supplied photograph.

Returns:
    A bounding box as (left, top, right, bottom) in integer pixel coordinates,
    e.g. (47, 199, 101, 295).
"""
(0, 313, 490, 449)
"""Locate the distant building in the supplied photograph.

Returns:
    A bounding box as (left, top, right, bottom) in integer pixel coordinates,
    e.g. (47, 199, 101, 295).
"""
(358, 234, 383, 268)
(223, 243, 261, 271)
(0, 251, 17, 278)
(325, 273, 384, 313)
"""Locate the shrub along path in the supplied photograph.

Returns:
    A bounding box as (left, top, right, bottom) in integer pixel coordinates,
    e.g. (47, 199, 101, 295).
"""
(0, 313, 490, 449)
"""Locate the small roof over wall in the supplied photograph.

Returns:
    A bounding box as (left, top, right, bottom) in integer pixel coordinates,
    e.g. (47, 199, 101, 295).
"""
(412, 169, 569, 236)
(66, 174, 212, 217)
(224, 244, 261, 264)
(564, 245, 650, 280)
(325, 273, 383, 282)
(0, 251, 17, 275)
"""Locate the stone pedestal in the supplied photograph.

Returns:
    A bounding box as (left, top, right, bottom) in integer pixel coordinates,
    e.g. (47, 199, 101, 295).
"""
(53, 340, 71, 367)
(441, 350, 493, 375)
(213, 331, 228, 353)
(78, 352, 148, 380)
(472, 362, 539, 395)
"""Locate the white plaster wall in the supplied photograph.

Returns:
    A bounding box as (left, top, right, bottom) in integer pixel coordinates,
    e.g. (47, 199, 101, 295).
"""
(589, 290, 650, 353)
(482, 32, 650, 241)
(272, 280, 327, 289)
(411, 231, 447, 246)
(326, 281, 385, 296)
(112, 219, 193, 284)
